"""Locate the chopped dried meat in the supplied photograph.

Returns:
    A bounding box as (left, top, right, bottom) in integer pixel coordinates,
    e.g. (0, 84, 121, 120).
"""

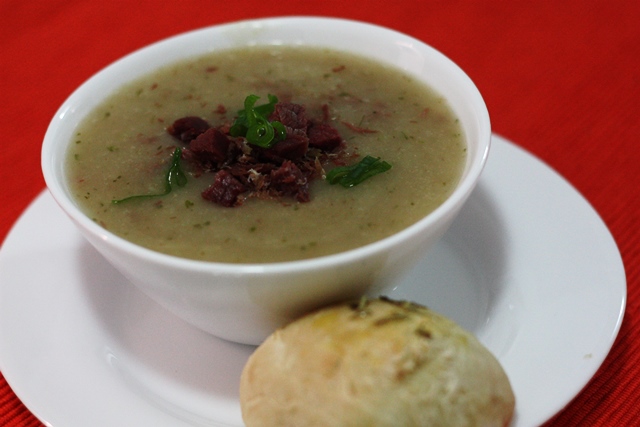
(167, 99, 345, 207)
(166, 116, 210, 143)
(341, 121, 378, 134)
(187, 128, 232, 169)
(201, 170, 247, 207)
(269, 102, 309, 130)
(270, 161, 310, 202)
(308, 122, 343, 151)
(258, 128, 309, 162)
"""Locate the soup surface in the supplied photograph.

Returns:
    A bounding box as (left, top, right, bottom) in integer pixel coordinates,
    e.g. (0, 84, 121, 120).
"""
(66, 46, 466, 263)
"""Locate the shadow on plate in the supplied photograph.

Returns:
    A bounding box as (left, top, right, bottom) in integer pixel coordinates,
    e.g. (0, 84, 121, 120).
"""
(77, 241, 250, 425)
(388, 181, 512, 346)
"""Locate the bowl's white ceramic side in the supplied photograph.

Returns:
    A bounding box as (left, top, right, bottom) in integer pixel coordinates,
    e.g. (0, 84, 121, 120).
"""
(42, 17, 490, 345)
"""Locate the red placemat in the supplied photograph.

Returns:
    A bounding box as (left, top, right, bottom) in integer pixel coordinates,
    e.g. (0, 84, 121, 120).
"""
(2, 1, 639, 426)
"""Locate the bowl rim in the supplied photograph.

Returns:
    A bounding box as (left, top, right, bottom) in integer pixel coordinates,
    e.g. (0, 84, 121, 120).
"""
(41, 16, 491, 274)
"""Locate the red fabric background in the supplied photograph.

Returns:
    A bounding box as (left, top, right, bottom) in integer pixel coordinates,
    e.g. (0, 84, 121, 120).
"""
(1, 1, 638, 425)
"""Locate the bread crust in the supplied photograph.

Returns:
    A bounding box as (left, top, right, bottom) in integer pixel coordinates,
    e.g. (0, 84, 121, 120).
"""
(240, 297, 515, 427)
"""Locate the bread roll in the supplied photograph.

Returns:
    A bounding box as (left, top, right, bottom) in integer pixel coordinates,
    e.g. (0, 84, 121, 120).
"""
(240, 297, 515, 427)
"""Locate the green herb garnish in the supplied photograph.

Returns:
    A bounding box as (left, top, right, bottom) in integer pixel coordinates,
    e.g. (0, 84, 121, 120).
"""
(229, 94, 286, 148)
(326, 155, 392, 188)
(112, 147, 187, 204)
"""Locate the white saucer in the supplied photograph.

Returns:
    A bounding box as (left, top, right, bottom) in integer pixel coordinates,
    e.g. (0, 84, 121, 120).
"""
(0, 135, 626, 427)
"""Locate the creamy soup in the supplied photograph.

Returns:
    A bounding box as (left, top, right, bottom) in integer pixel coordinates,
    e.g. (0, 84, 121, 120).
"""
(66, 46, 466, 263)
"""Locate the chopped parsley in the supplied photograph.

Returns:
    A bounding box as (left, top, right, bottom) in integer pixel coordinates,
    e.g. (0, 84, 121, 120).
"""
(326, 155, 392, 188)
(112, 147, 186, 204)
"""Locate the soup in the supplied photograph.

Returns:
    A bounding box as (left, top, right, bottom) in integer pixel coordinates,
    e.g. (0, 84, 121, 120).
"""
(66, 46, 466, 263)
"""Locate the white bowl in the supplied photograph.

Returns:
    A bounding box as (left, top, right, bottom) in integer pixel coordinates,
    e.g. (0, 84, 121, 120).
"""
(41, 17, 490, 345)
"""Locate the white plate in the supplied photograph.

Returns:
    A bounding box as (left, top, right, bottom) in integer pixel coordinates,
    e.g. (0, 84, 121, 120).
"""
(0, 135, 626, 427)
